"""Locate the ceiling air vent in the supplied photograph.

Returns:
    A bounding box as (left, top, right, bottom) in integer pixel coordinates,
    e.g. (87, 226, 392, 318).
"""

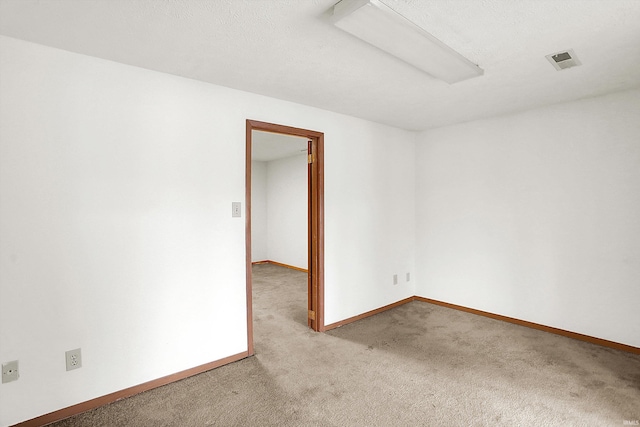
(546, 49, 581, 71)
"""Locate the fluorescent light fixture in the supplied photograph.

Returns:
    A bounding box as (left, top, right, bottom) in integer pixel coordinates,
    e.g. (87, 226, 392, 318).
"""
(331, 0, 483, 84)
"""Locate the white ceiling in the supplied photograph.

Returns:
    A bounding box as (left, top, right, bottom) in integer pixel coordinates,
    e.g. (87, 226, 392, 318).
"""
(1, 0, 639, 131)
(252, 131, 308, 162)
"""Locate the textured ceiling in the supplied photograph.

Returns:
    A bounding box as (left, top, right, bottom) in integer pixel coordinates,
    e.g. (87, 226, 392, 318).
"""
(1, 0, 639, 131)
(252, 131, 308, 162)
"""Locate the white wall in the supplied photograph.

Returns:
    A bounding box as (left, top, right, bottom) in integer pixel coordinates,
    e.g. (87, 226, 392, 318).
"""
(0, 36, 416, 426)
(251, 154, 308, 269)
(324, 123, 416, 322)
(415, 89, 640, 347)
(266, 153, 308, 269)
(251, 160, 268, 262)
(6, 32, 637, 427)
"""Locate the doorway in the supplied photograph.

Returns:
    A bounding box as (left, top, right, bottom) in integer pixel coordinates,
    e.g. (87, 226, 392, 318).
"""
(245, 120, 325, 355)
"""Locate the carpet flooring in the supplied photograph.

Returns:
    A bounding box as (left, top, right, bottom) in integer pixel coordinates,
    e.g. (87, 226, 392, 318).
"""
(50, 263, 640, 426)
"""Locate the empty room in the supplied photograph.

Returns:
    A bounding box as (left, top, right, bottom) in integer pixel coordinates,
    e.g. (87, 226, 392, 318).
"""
(0, 0, 639, 426)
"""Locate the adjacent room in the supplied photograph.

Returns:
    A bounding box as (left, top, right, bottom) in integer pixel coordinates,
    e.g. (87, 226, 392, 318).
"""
(1, 1, 639, 426)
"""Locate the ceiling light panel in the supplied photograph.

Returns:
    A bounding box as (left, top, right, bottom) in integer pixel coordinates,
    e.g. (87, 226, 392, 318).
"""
(331, 0, 484, 84)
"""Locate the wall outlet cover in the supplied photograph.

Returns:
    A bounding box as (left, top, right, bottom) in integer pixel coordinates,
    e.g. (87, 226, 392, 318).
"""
(66, 348, 82, 371)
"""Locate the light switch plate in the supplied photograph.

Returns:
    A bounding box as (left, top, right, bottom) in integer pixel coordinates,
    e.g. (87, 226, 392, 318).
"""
(232, 202, 241, 218)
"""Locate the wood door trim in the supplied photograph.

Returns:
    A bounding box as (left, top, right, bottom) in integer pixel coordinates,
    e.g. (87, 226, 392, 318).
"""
(245, 121, 254, 356)
(245, 120, 325, 347)
(307, 132, 325, 331)
(307, 138, 313, 328)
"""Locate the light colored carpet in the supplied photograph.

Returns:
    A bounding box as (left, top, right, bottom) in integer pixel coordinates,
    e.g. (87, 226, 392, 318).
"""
(51, 264, 640, 426)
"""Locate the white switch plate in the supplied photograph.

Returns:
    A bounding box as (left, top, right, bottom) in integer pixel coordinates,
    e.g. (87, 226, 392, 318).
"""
(232, 202, 241, 218)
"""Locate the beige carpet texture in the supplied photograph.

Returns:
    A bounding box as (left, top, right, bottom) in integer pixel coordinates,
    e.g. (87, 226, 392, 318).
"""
(50, 264, 640, 426)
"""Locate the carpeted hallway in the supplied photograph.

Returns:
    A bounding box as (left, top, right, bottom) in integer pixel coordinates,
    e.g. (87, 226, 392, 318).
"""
(51, 264, 640, 426)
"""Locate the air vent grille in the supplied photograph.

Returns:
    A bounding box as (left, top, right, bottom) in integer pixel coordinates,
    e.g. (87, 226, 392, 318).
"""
(546, 49, 581, 71)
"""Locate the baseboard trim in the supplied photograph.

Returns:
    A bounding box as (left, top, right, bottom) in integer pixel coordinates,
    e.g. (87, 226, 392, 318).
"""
(414, 296, 640, 355)
(14, 296, 638, 426)
(252, 260, 308, 273)
(324, 297, 414, 331)
(14, 351, 249, 427)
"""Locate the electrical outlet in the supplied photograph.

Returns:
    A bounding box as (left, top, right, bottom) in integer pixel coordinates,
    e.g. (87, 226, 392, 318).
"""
(393, 274, 398, 285)
(66, 348, 82, 371)
(2, 360, 19, 383)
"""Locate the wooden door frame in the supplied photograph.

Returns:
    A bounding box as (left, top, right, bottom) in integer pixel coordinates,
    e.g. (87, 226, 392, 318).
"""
(245, 120, 325, 356)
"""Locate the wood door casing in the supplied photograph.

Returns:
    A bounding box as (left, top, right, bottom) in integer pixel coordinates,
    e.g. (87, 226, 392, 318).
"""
(245, 120, 325, 356)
